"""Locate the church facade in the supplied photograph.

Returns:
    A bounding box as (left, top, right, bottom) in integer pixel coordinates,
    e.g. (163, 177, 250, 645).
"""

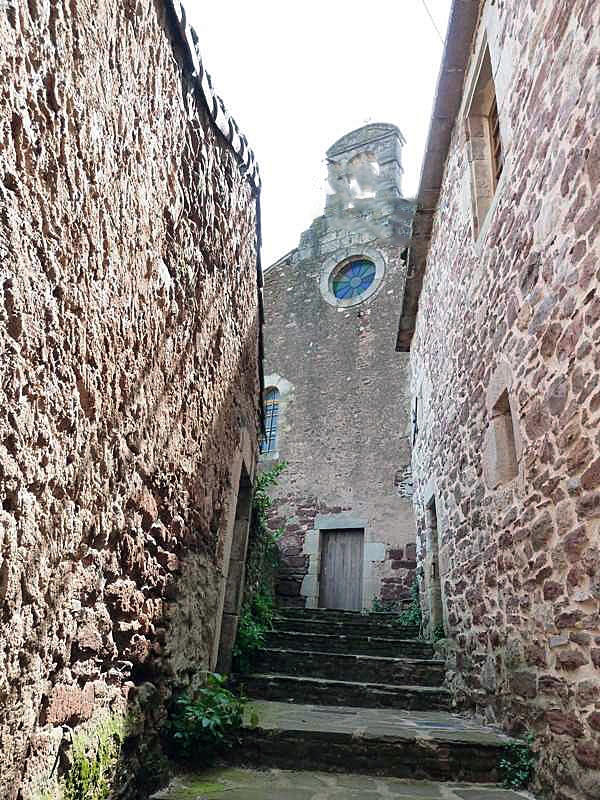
(262, 124, 417, 611)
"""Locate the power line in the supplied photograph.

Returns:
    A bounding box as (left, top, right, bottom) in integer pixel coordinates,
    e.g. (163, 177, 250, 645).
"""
(421, 0, 445, 44)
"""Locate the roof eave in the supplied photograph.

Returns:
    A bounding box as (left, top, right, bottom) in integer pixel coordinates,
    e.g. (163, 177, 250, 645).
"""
(396, 0, 482, 352)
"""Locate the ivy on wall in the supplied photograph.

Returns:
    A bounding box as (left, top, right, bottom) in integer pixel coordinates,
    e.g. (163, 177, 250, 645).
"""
(233, 462, 286, 673)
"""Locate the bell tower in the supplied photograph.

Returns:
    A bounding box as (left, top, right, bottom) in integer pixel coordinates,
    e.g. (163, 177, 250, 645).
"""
(325, 123, 405, 215)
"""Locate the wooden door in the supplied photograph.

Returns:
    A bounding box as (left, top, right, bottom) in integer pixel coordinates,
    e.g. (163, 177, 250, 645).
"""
(319, 529, 364, 611)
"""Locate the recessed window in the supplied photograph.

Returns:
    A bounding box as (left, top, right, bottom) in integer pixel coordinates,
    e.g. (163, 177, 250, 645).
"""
(260, 387, 279, 455)
(488, 94, 503, 187)
(465, 43, 504, 236)
(490, 389, 518, 485)
(426, 496, 444, 632)
(332, 259, 376, 301)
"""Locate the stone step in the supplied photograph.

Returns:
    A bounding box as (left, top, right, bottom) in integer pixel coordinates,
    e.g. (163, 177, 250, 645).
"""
(231, 700, 512, 784)
(277, 608, 403, 622)
(244, 673, 451, 710)
(153, 767, 530, 799)
(254, 648, 446, 686)
(265, 630, 435, 659)
(273, 615, 420, 639)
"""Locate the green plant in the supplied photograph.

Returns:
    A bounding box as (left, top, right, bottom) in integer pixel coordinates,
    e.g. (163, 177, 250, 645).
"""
(62, 714, 125, 800)
(372, 596, 401, 614)
(168, 673, 245, 764)
(432, 623, 446, 642)
(233, 462, 286, 673)
(233, 600, 271, 673)
(498, 733, 536, 789)
(396, 580, 422, 629)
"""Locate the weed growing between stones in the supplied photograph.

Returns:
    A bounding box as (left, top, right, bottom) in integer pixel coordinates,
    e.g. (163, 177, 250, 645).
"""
(498, 733, 536, 789)
(371, 596, 402, 613)
(166, 673, 246, 764)
(432, 623, 446, 642)
(233, 462, 286, 673)
(395, 580, 423, 631)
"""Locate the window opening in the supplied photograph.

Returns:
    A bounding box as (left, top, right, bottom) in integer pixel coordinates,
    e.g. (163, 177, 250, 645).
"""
(332, 258, 376, 301)
(260, 387, 279, 454)
(426, 497, 444, 632)
(465, 43, 504, 235)
(488, 94, 503, 186)
(412, 396, 419, 445)
(491, 389, 518, 485)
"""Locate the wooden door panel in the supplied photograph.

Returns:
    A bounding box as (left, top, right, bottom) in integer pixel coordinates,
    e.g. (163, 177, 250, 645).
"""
(319, 529, 364, 611)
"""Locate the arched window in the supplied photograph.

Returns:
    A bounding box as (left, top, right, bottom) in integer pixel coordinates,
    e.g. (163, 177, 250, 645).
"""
(260, 387, 279, 454)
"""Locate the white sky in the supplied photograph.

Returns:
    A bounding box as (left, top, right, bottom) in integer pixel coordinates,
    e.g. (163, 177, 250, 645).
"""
(186, 0, 452, 267)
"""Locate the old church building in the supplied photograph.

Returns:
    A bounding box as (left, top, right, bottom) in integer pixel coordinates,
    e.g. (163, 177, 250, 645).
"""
(262, 124, 417, 612)
(398, 0, 600, 798)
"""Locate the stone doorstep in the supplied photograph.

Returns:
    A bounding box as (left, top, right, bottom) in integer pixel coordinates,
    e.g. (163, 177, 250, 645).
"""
(232, 701, 511, 783)
(278, 608, 401, 621)
(266, 630, 435, 658)
(254, 647, 446, 687)
(243, 673, 451, 711)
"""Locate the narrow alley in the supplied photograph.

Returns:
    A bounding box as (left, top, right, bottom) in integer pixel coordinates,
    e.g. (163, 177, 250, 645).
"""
(1, 0, 599, 798)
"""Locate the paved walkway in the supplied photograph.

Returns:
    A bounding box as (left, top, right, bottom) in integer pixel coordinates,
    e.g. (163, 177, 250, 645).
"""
(153, 768, 534, 799)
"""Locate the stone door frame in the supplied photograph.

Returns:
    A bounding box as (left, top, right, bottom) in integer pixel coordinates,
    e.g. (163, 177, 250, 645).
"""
(301, 512, 386, 611)
(212, 427, 256, 672)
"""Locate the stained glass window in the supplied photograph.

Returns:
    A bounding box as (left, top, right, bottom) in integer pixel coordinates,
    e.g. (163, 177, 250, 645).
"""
(332, 259, 376, 300)
(260, 387, 279, 454)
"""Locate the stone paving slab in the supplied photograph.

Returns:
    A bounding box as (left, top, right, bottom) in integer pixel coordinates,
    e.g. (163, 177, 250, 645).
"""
(245, 700, 511, 746)
(153, 768, 535, 800)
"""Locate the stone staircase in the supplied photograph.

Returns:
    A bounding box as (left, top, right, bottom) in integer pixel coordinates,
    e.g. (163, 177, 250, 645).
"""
(231, 607, 513, 784)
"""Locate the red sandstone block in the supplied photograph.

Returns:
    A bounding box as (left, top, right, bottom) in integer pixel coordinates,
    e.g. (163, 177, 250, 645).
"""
(575, 741, 600, 769)
(45, 683, 95, 725)
(391, 560, 417, 570)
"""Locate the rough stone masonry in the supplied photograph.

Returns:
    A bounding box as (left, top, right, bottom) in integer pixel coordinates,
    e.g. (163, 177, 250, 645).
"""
(400, 0, 600, 798)
(0, 1, 261, 796)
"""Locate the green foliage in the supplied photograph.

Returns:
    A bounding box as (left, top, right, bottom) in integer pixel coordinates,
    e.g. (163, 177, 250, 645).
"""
(432, 623, 446, 642)
(168, 673, 245, 764)
(396, 580, 423, 630)
(233, 598, 272, 673)
(498, 734, 536, 789)
(62, 714, 125, 800)
(233, 462, 286, 673)
(371, 596, 401, 614)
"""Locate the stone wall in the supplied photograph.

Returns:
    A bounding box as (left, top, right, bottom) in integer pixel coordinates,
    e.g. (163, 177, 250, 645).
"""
(0, 1, 261, 796)
(408, 0, 600, 797)
(263, 125, 417, 611)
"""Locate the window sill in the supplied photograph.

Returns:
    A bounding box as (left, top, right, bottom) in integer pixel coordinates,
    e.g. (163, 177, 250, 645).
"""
(259, 451, 280, 463)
